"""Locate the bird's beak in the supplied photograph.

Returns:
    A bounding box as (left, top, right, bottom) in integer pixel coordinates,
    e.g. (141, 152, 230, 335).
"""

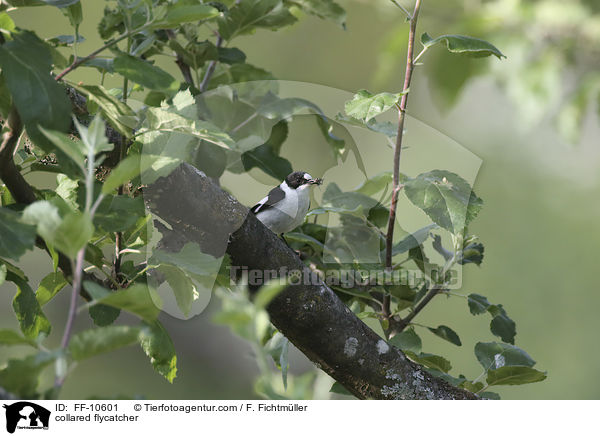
(309, 178, 323, 186)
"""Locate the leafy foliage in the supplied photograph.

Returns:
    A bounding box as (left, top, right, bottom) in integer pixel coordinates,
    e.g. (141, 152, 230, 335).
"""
(0, 0, 543, 401)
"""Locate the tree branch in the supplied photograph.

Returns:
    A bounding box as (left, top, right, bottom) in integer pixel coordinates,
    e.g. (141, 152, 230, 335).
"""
(145, 163, 477, 400)
(384, 0, 423, 321)
(199, 35, 222, 93)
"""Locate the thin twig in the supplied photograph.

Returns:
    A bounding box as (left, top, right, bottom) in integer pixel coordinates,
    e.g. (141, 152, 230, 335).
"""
(55, 29, 142, 82)
(199, 34, 222, 92)
(58, 249, 85, 351)
(383, 0, 423, 324)
(389, 0, 412, 19)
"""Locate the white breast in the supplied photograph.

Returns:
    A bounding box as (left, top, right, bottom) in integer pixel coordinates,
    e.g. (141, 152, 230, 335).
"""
(256, 182, 311, 234)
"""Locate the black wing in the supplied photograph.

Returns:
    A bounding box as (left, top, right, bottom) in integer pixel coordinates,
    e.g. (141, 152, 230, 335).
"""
(250, 185, 285, 214)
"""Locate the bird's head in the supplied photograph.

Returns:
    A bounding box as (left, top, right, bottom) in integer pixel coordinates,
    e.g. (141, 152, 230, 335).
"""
(285, 171, 323, 189)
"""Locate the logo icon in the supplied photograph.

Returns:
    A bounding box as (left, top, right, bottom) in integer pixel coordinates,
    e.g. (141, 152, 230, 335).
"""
(2, 402, 50, 434)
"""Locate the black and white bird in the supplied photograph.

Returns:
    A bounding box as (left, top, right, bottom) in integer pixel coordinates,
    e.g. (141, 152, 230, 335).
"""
(250, 171, 322, 235)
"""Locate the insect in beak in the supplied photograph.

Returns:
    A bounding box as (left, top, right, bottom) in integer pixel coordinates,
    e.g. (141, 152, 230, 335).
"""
(309, 178, 323, 186)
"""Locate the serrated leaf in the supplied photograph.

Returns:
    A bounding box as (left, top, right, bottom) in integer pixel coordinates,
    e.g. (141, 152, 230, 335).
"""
(489, 307, 517, 345)
(344, 89, 404, 123)
(389, 327, 422, 353)
(405, 351, 452, 373)
(467, 293, 491, 315)
(68, 326, 142, 360)
(353, 171, 393, 196)
(159, 264, 196, 317)
(114, 54, 178, 92)
(0, 208, 37, 261)
(73, 84, 137, 138)
(241, 120, 293, 180)
(0, 352, 56, 397)
(486, 366, 547, 386)
(88, 304, 121, 327)
(150, 242, 222, 279)
(35, 271, 67, 306)
(421, 33, 505, 59)
(392, 224, 437, 256)
(0, 328, 36, 347)
(11, 276, 51, 340)
(474, 342, 536, 370)
(329, 381, 352, 395)
(336, 112, 398, 137)
(139, 320, 177, 383)
(84, 281, 161, 321)
(265, 332, 290, 390)
(151, 3, 220, 29)
(218, 0, 297, 40)
(0, 31, 71, 155)
(39, 127, 85, 172)
(404, 170, 483, 234)
(427, 325, 462, 346)
(285, 0, 346, 28)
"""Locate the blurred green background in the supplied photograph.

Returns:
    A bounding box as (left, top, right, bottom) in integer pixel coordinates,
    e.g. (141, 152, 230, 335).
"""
(1, 0, 599, 399)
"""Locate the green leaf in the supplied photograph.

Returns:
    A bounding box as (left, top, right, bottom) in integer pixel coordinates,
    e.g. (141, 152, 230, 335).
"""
(73, 84, 137, 138)
(389, 327, 422, 353)
(421, 33, 505, 59)
(0, 31, 71, 152)
(0, 208, 37, 261)
(159, 264, 197, 317)
(11, 276, 51, 340)
(36, 271, 67, 306)
(61, 1, 82, 29)
(0, 11, 16, 34)
(151, 3, 220, 29)
(0, 263, 6, 286)
(353, 171, 393, 196)
(391, 224, 437, 256)
(88, 304, 121, 327)
(218, 0, 297, 40)
(285, 0, 346, 28)
(52, 211, 94, 258)
(344, 89, 404, 123)
(459, 240, 484, 265)
(139, 320, 177, 383)
(405, 351, 452, 373)
(460, 380, 484, 393)
(329, 381, 352, 395)
(84, 281, 161, 322)
(467, 293, 491, 315)
(403, 170, 483, 234)
(474, 342, 536, 370)
(113, 54, 178, 92)
(68, 325, 142, 360)
(39, 127, 85, 172)
(265, 332, 289, 390)
(0, 352, 56, 397)
(486, 366, 547, 386)
(150, 242, 222, 280)
(479, 391, 501, 400)
(336, 112, 397, 137)
(489, 305, 517, 345)
(241, 122, 293, 180)
(0, 328, 36, 347)
(427, 325, 462, 346)
(24, 198, 93, 257)
(254, 278, 288, 309)
(93, 195, 145, 233)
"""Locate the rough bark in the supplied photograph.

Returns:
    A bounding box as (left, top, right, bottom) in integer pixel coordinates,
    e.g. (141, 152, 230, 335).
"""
(145, 163, 477, 400)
